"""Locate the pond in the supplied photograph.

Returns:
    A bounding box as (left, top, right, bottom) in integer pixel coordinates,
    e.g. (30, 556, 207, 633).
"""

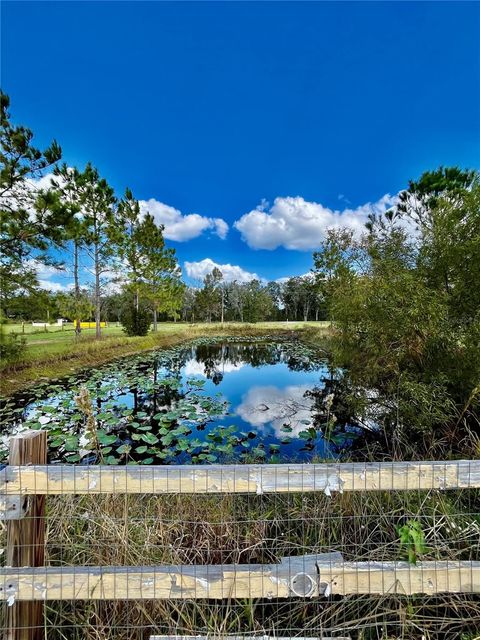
(0, 336, 361, 464)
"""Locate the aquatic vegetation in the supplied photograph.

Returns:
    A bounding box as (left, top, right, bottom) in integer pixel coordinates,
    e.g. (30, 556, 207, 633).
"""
(0, 336, 357, 464)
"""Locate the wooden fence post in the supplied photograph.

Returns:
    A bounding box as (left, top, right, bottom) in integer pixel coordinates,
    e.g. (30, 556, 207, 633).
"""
(6, 431, 47, 640)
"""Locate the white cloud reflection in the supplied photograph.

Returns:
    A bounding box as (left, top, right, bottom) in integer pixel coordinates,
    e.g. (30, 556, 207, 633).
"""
(235, 384, 314, 437)
(183, 359, 244, 377)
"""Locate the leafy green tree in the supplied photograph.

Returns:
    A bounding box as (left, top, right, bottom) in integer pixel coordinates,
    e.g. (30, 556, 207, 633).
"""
(56, 289, 94, 324)
(313, 167, 480, 452)
(242, 280, 274, 323)
(395, 166, 476, 230)
(0, 91, 67, 304)
(114, 192, 183, 332)
(282, 277, 305, 320)
(195, 268, 222, 322)
(265, 281, 283, 320)
(181, 287, 197, 322)
(226, 280, 247, 322)
(2, 289, 56, 322)
(159, 277, 185, 322)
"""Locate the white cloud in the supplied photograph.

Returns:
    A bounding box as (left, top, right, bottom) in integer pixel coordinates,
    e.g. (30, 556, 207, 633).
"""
(38, 279, 70, 293)
(26, 173, 59, 191)
(235, 384, 314, 438)
(25, 259, 65, 279)
(24, 259, 72, 292)
(140, 199, 228, 242)
(184, 258, 260, 283)
(275, 272, 313, 285)
(183, 359, 244, 377)
(234, 194, 398, 251)
(20, 174, 229, 244)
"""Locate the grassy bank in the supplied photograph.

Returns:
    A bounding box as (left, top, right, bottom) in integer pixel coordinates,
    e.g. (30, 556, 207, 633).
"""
(0, 321, 330, 396)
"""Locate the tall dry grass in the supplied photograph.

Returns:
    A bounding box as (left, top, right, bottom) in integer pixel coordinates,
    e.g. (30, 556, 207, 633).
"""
(2, 485, 478, 639)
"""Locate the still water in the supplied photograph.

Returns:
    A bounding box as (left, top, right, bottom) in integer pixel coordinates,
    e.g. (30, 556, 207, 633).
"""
(0, 337, 349, 464)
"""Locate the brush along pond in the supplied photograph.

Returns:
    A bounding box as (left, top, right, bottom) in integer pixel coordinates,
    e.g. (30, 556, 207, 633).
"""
(0, 335, 364, 464)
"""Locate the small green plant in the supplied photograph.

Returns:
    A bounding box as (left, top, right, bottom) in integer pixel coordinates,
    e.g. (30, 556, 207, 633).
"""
(398, 518, 426, 564)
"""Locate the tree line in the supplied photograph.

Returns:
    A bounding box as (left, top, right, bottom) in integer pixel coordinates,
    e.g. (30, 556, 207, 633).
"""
(1, 269, 327, 326)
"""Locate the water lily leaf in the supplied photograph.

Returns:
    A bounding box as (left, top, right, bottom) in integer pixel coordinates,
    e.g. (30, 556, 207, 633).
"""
(117, 444, 131, 455)
(64, 435, 79, 451)
(97, 432, 117, 446)
(140, 432, 159, 445)
(65, 453, 81, 462)
(135, 445, 148, 454)
(298, 430, 312, 440)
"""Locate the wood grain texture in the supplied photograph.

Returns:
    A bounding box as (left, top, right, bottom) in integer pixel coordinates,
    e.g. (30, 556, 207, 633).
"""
(1, 558, 478, 601)
(1, 460, 479, 496)
(6, 431, 47, 640)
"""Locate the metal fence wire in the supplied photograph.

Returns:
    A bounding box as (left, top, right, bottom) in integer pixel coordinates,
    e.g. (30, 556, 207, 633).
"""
(1, 431, 480, 640)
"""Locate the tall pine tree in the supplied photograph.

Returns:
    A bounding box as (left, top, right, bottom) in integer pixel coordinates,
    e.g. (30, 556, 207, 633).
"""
(0, 92, 68, 304)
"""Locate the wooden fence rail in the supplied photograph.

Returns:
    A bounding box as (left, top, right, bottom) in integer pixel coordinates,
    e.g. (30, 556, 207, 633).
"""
(2, 459, 480, 498)
(1, 558, 480, 601)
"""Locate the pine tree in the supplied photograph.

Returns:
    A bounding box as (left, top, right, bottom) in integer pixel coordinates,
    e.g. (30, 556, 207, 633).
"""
(0, 92, 68, 304)
(76, 163, 116, 339)
(139, 213, 182, 330)
(51, 164, 88, 335)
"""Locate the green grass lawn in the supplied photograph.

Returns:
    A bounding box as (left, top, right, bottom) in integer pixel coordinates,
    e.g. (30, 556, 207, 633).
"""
(1, 321, 330, 395)
(3, 323, 126, 359)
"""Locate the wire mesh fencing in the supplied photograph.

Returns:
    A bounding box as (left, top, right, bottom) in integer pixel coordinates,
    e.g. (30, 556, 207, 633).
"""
(1, 430, 480, 640)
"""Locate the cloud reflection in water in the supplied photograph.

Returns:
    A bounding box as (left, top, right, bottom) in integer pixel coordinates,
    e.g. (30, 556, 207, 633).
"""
(235, 384, 314, 438)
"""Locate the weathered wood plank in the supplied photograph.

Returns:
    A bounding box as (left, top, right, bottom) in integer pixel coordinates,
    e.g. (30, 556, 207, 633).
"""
(1, 558, 479, 601)
(1, 460, 479, 496)
(6, 431, 47, 640)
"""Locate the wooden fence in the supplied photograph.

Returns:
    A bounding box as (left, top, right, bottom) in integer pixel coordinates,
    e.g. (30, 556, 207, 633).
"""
(1, 431, 480, 639)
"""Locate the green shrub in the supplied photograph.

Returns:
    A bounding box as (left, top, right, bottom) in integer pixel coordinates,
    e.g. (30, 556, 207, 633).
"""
(120, 305, 151, 337)
(0, 328, 26, 365)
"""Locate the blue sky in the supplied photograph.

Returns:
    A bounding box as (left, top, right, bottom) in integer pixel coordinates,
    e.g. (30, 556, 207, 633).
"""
(2, 1, 479, 289)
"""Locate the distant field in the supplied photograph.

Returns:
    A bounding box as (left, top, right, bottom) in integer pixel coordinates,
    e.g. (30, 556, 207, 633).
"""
(3, 323, 126, 358)
(4, 322, 124, 336)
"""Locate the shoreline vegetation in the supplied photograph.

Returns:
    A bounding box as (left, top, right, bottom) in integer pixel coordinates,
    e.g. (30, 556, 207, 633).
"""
(0, 321, 331, 397)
